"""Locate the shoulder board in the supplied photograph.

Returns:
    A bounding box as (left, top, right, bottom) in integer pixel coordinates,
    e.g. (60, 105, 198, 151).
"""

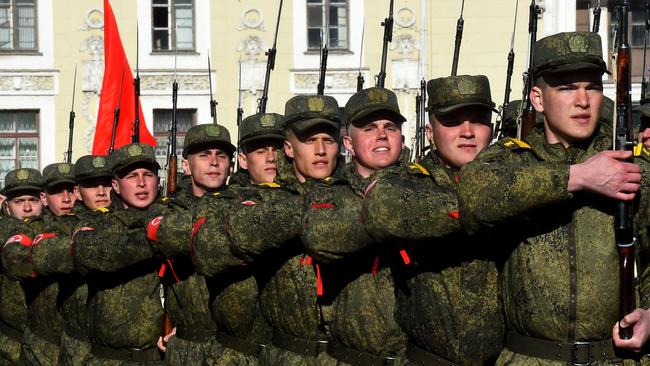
(408, 163, 430, 176)
(161, 197, 172, 204)
(258, 182, 281, 188)
(322, 176, 336, 185)
(93, 207, 110, 214)
(500, 137, 532, 150)
(634, 143, 650, 159)
(211, 192, 221, 197)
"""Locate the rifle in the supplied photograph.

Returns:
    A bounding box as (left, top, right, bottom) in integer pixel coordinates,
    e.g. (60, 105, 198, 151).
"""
(494, 0, 518, 139)
(357, 19, 365, 91)
(66, 65, 77, 163)
(592, 0, 602, 33)
(615, 0, 635, 341)
(208, 53, 218, 125)
(257, 0, 283, 113)
(132, 25, 141, 143)
(641, 2, 650, 101)
(108, 63, 126, 155)
(414, 79, 427, 162)
(451, 0, 465, 76)
(519, 0, 540, 138)
(236, 59, 244, 169)
(375, 0, 394, 88)
(317, 27, 329, 95)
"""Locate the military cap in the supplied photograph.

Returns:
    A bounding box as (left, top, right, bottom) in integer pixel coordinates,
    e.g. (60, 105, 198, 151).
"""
(42, 163, 76, 188)
(239, 113, 285, 147)
(182, 123, 236, 158)
(109, 143, 160, 175)
(345, 87, 406, 125)
(427, 75, 498, 116)
(73, 155, 112, 181)
(284, 95, 342, 134)
(3, 168, 43, 196)
(533, 32, 608, 77)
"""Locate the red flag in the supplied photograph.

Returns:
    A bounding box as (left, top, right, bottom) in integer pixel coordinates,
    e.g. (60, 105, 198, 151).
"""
(93, 0, 155, 155)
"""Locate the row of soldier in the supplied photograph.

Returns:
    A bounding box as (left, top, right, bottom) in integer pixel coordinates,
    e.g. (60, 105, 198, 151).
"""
(1, 30, 650, 366)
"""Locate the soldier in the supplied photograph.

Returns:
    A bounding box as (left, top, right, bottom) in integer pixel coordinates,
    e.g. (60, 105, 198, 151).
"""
(301, 87, 410, 365)
(638, 99, 650, 148)
(234, 113, 285, 186)
(73, 143, 164, 365)
(500, 100, 523, 139)
(2, 162, 80, 365)
(360, 76, 504, 365)
(226, 95, 342, 365)
(0, 168, 43, 365)
(459, 32, 650, 364)
(146, 123, 235, 365)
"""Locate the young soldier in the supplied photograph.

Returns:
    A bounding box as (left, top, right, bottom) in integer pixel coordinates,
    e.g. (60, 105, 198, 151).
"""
(147, 123, 235, 365)
(361, 76, 504, 365)
(3, 162, 79, 365)
(300, 87, 410, 364)
(0, 168, 43, 364)
(226, 95, 342, 365)
(73, 143, 164, 365)
(459, 32, 650, 364)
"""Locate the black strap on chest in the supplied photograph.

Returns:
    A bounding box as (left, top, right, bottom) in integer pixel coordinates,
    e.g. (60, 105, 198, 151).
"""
(405, 341, 459, 366)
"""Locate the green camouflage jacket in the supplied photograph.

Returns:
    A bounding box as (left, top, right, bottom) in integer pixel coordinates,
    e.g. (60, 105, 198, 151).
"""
(301, 162, 408, 358)
(362, 152, 504, 365)
(0, 215, 28, 336)
(72, 195, 165, 350)
(2, 210, 64, 345)
(458, 125, 650, 364)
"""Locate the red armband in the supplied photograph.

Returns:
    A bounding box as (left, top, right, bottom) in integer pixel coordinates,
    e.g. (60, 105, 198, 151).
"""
(147, 216, 163, 242)
(33, 233, 57, 246)
(4, 234, 33, 248)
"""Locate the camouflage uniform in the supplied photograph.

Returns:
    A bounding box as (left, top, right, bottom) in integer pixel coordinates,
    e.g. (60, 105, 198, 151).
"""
(73, 143, 165, 366)
(0, 169, 41, 365)
(226, 96, 342, 366)
(360, 76, 505, 366)
(146, 124, 235, 365)
(458, 32, 649, 365)
(301, 87, 409, 365)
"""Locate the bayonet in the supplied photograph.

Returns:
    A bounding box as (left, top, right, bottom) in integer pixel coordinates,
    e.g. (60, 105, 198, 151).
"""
(450, 0, 465, 76)
(317, 24, 329, 95)
(208, 52, 218, 125)
(592, 0, 602, 33)
(494, 0, 518, 139)
(375, 0, 394, 87)
(132, 25, 141, 143)
(65, 65, 77, 163)
(257, 0, 283, 113)
(357, 19, 365, 91)
(108, 62, 126, 155)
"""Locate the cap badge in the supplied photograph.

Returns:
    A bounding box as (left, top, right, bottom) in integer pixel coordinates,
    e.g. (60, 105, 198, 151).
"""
(205, 124, 221, 137)
(260, 114, 276, 127)
(457, 78, 474, 95)
(307, 97, 325, 112)
(568, 34, 589, 53)
(127, 144, 143, 157)
(57, 164, 71, 174)
(367, 88, 388, 103)
(92, 156, 106, 168)
(16, 169, 29, 181)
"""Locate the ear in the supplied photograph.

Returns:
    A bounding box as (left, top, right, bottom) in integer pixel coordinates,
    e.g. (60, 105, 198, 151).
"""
(530, 86, 544, 113)
(40, 192, 47, 206)
(181, 159, 191, 175)
(112, 179, 120, 195)
(284, 140, 294, 159)
(425, 122, 434, 146)
(238, 152, 248, 170)
(73, 186, 82, 201)
(343, 135, 355, 156)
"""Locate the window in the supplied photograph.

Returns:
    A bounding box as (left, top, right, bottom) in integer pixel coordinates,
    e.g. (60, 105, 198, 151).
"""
(631, 8, 647, 48)
(152, 0, 194, 51)
(153, 108, 195, 172)
(0, 110, 38, 187)
(0, 0, 37, 51)
(307, 0, 348, 50)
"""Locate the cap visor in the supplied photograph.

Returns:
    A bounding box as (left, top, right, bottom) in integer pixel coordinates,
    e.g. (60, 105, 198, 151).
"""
(240, 133, 286, 147)
(288, 118, 340, 135)
(434, 102, 499, 116)
(348, 107, 407, 125)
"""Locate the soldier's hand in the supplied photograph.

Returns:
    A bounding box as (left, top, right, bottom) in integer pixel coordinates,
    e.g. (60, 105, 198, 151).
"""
(156, 327, 176, 352)
(612, 308, 650, 352)
(568, 150, 641, 200)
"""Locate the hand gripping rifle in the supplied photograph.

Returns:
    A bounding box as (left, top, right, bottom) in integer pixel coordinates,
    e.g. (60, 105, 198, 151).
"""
(592, 0, 602, 33)
(494, 0, 518, 139)
(108, 63, 126, 155)
(375, 0, 394, 88)
(317, 27, 329, 95)
(450, 0, 465, 76)
(518, 0, 540, 138)
(257, 0, 283, 113)
(132, 26, 141, 143)
(208, 54, 218, 125)
(357, 19, 365, 91)
(65, 65, 77, 163)
(615, 0, 636, 341)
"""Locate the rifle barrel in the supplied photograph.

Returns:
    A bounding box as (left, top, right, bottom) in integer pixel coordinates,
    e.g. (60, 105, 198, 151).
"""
(258, 0, 283, 113)
(450, 0, 465, 76)
(66, 65, 77, 163)
(376, 0, 394, 88)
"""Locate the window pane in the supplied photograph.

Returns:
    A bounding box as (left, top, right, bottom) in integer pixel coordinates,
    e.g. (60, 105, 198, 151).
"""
(0, 112, 15, 132)
(16, 3, 35, 49)
(153, 29, 169, 50)
(153, 0, 167, 5)
(176, 28, 192, 49)
(154, 110, 171, 133)
(176, 110, 193, 132)
(307, 0, 322, 3)
(308, 28, 321, 49)
(153, 6, 169, 28)
(0, 138, 16, 159)
(307, 6, 323, 28)
(18, 137, 37, 169)
(16, 111, 36, 132)
(15, 0, 34, 4)
(175, 0, 192, 4)
(0, 6, 11, 49)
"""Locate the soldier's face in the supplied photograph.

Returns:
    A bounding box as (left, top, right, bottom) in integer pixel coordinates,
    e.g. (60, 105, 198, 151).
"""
(74, 177, 112, 210)
(531, 71, 603, 146)
(183, 148, 232, 197)
(45, 183, 77, 216)
(6, 193, 44, 219)
(239, 139, 283, 184)
(344, 116, 403, 178)
(112, 167, 159, 209)
(428, 107, 493, 169)
(284, 127, 339, 182)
